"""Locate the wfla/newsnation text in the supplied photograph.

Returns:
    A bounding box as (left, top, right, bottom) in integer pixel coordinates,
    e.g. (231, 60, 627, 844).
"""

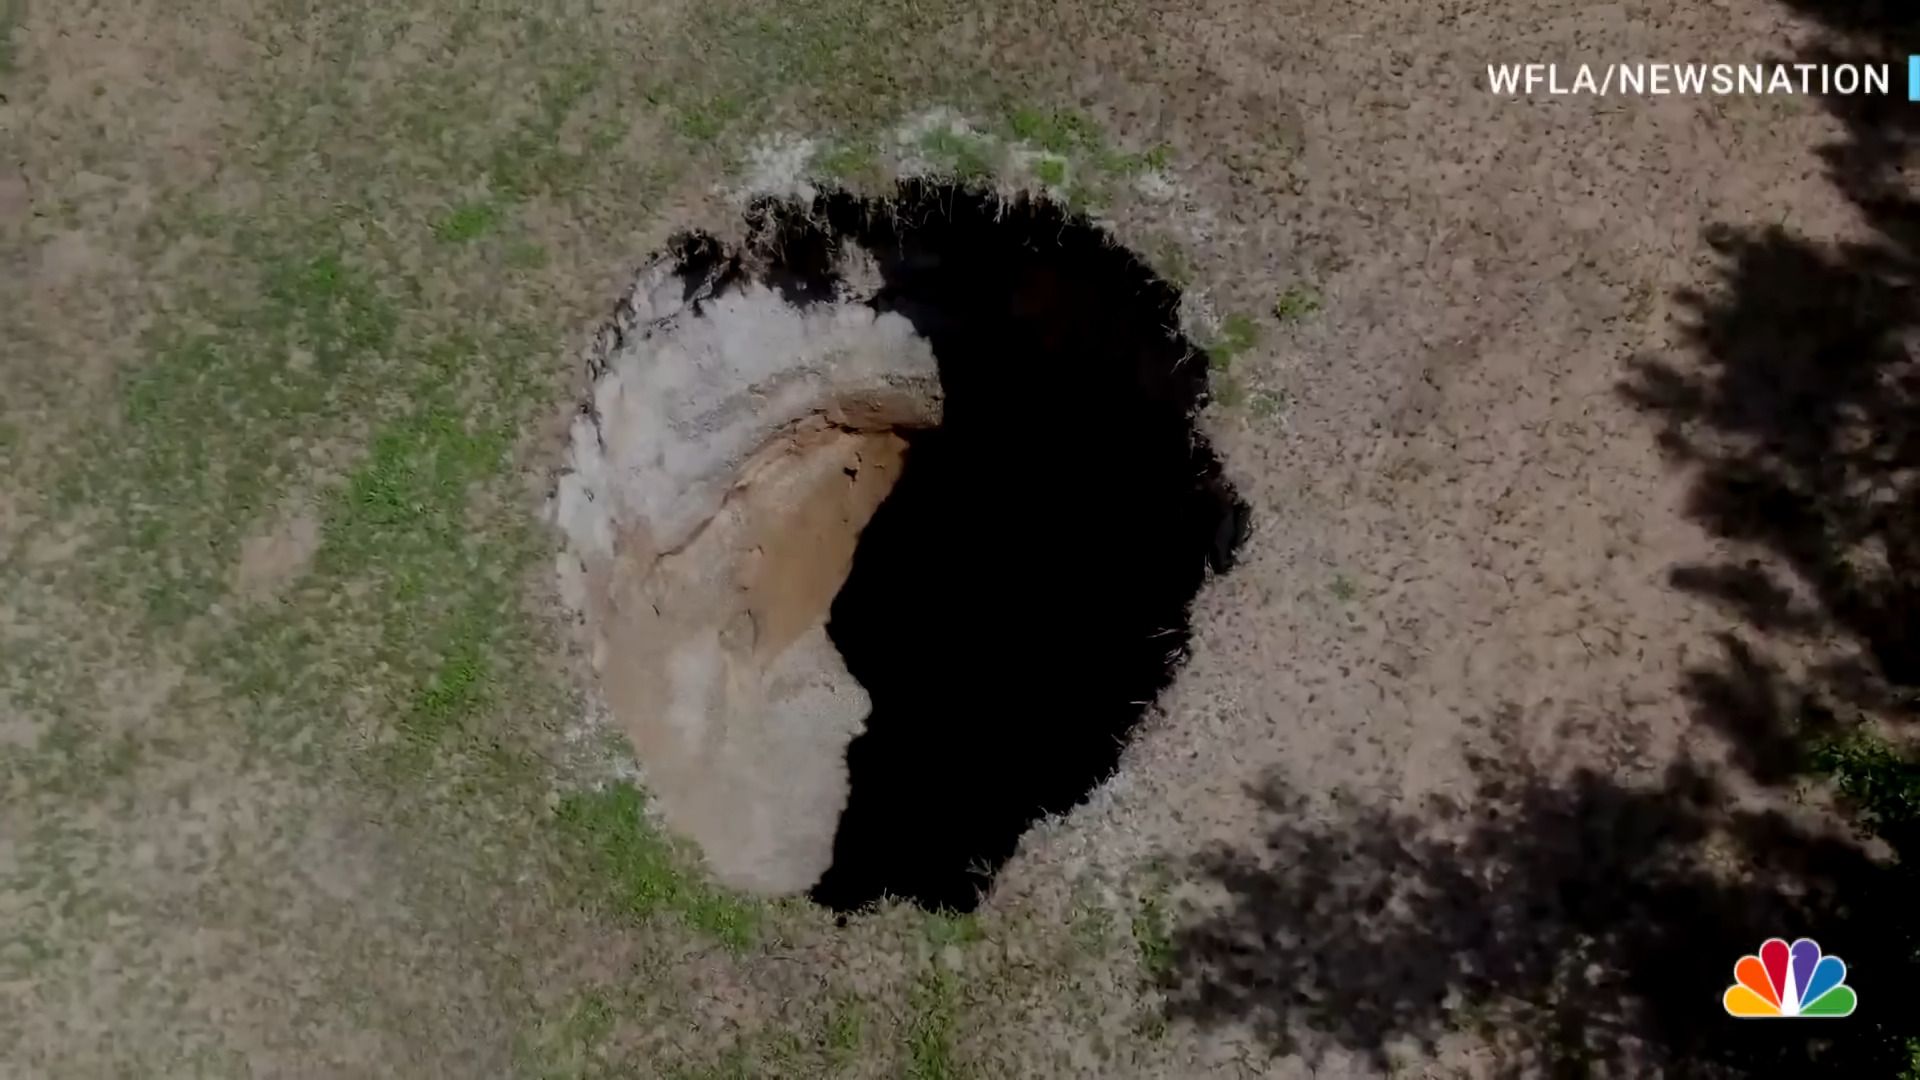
(1486, 62, 1899, 96)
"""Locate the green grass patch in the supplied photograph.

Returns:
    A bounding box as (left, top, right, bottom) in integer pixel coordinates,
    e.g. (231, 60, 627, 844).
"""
(1273, 284, 1321, 323)
(26, 722, 145, 803)
(1130, 891, 1174, 983)
(670, 93, 746, 142)
(257, 249, 402, 368)
(1061, 180, 1102, 213)
(506, 241, 550, 270)
(1034, 157, 1067, 187)
(1329, 574, 1359, 602)
(332, 407, 506, 560)
(1206, 313, 1261, 371)
(487, 61, 609, 201)
(1129, 860, 1177, 984)
(1249, 387, 1290, 420)
(655, 995, 872, 1079)
(1002, 102, 1170, 182)
(555, 782, 761, 951)
(433, 202, 500, 243)
(94, 238, 402, 623)
(1809, 731, 1918, 1075)
(918, 128, 997, 184)
(680, 0, 973, 134)
(1810, 727, 1915, 837)
(513, 990, 617, 1080)
(1130, 1008, 1170, 1042)
(0, 0, 21, 79)
(922, 909, 986, 949)
(402, 610, 491, 747)
(811, 142, 883, 186)
(666, 1047, 756, 1080)
(905, 965, 963, 1080)
(820, 995, 866, 1069)
(1070, 901, 1114, 956)
(1210, 372, 1246, 409)
(1150, 241, 1192, 289)
(1813, 732, 1920, 833)
(1005, 104, 1102, 157)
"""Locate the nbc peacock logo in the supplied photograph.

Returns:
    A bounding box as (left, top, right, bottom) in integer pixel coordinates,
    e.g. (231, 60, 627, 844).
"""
(1723, 938, 1857, 1017)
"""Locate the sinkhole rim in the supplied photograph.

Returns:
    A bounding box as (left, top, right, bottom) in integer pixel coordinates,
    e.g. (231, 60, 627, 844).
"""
(560, 179, 1251, 917)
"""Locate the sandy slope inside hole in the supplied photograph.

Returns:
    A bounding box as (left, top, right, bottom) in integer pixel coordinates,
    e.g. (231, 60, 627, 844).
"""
(551, 252, 943, 894)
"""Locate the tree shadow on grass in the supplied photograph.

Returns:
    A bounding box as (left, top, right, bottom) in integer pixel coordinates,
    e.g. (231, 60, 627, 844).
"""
(1620, 3, 1919, 716)
(1164, 4, 1919, 1074)
(1163, 723, 1909, 1076)
(1612, 10, 1920, 1067)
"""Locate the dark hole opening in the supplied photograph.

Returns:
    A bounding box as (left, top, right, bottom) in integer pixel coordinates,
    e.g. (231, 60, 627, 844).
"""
(686, 181, 1249, 913)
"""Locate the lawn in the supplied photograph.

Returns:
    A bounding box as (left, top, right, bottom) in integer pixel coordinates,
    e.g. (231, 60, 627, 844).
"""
(0, 0, 1189, 1073)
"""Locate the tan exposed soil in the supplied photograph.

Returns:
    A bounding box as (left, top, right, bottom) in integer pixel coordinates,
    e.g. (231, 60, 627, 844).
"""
(591, 424, 911, 893)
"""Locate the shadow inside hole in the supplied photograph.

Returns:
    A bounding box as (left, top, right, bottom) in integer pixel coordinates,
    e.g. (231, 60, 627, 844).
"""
(750, 182, 1250, 913)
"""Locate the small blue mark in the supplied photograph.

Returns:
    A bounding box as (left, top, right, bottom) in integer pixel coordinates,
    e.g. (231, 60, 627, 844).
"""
(1910, 56, 1920, 101)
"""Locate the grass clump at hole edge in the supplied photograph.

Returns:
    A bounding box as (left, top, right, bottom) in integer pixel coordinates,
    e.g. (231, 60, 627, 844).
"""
(1004, 103, 1110, 161)
(811, 141, 884, 186)
(1150, 240, 1192, 289)
(1003, 102, 1171, 177)
(922, 909, 986, 950)
(918, 128, 998, 184)
(1205, 313, 1261, 372)
(555, 782, 762, 951)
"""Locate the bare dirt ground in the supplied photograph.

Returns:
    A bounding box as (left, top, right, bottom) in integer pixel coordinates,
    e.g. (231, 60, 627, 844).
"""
(2, 0, 1915, 1076)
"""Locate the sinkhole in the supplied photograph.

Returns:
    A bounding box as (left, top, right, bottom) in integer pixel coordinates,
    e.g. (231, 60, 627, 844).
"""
(550, 180, 1248, 915)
